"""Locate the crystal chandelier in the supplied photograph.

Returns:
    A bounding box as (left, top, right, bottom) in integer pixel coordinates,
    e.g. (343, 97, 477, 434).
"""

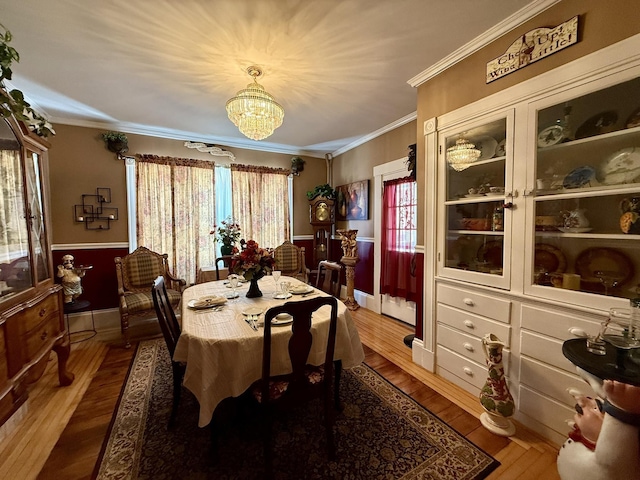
(446, 137, 481, 172)
(226, 66, 284, 141)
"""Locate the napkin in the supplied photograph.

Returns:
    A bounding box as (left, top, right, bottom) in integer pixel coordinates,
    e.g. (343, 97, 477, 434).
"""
(192, 295, 227, 308)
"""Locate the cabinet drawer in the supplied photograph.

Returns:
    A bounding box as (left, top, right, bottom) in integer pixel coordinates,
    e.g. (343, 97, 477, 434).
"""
(520, 356, 597, 405)
(519, 385, 573, 438)
(437, 323, 512, 367)
(436, 345, 487, 390)
(437, 284, 511, 323)
(0, 326, 7, 384)
(23, 314, 60, 362)
(22, 294, 60, 333)
(437, 304, 511, 347)
(521, 304, 602, 340)
(520, 331, 577, 373)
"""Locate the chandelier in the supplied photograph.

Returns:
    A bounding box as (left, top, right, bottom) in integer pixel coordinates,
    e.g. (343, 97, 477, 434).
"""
(225, 66, 284, 141)
(446, 137, 481, 171)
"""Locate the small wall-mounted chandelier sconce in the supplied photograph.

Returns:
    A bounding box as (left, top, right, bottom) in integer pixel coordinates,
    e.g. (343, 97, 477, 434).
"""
(74, 187, 118, 230)
(183, 141, 236, 161)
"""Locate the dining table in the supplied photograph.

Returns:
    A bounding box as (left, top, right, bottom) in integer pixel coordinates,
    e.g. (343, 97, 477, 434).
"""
(173, 275, 366, 427)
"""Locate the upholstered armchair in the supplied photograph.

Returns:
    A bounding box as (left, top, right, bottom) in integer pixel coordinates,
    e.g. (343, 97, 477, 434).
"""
(115, 246, 186, 348)
(273, 240, 309, 283)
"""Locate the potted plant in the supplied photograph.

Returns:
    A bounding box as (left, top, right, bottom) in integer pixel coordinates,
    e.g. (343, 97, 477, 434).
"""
(291, 156, 305, 175)
(306, 183, 336, 200)
(210, 217, 242, 255)
(102, 131, 129, 154)
(0, 25, 55, 137)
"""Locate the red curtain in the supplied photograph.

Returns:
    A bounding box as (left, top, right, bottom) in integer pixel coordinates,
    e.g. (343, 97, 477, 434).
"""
(380, 177, 418, 302)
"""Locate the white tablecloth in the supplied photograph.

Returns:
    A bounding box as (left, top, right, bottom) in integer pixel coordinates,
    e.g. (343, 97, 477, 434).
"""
(173, 276, 365, 427)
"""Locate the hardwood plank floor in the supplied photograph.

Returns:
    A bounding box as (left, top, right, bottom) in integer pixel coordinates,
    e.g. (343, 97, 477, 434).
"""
(0, 308, 562, 479)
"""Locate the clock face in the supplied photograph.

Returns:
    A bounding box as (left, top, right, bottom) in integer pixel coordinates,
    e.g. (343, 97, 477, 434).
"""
(316, 202, 329, 221)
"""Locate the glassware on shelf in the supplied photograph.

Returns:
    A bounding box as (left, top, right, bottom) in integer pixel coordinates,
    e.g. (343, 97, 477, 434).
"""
(594, 270, 627, 296)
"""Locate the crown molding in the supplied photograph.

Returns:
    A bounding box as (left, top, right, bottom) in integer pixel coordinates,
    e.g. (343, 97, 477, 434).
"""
(52, 242, 129, 250)
(407, 0, 561, 88)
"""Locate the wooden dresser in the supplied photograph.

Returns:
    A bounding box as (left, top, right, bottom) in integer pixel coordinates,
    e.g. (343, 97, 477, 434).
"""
(0, 116, 74, 427)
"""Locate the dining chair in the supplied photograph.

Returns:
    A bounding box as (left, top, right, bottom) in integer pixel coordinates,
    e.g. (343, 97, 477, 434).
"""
(272, 240, 309, 283)
(151, 276, 185, 429)
(214, 255, 234, 280)
(254, 296, 339, 477)
(315, 260, 343, 298)
(115, 246, 186, 348)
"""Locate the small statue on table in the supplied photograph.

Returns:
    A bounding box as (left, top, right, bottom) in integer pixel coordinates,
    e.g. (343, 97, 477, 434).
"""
(57, 254, 91, 304)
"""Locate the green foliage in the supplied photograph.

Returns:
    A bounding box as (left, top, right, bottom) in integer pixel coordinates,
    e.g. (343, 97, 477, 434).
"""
(0, 24, 55, 137)
(102, 131, 128, 143)
(306, 183, 336, 200)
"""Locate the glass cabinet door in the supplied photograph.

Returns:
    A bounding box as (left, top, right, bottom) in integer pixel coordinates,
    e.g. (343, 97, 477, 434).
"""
(0, 121, 33, 299)
(438, 112, 513, 289)
(24, 149, 49, 283)
(530, 75, 640, 302)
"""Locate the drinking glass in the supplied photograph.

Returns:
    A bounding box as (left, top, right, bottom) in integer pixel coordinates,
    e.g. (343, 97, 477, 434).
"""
(272, 270, 281, 292)
(594, 270, 625, 296)
(280, 281, 291, 297)
(227, 274, 239, 299)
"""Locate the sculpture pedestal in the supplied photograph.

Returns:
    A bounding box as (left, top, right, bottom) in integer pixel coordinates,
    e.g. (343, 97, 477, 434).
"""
(341, 255, 360, 311)
(480, 411, 516, 437)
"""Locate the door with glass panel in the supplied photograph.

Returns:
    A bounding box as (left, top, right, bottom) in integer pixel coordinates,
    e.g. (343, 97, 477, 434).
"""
(437, 111, 514, 290)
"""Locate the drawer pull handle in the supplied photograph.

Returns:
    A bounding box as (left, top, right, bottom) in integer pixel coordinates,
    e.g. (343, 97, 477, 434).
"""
(463, 343, 474, 352)
(39, 308, 46, 317)
(463, 367, 474, 376)
(40, 330, 48, 341)
(569, 327, 587, 338)
(463, 320, 475, 329)
(463, 298, 475, 306)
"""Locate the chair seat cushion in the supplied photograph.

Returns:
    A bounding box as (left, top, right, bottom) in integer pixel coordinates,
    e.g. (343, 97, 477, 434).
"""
(124, 289, 181, 314)
(251, 365, 325, 403)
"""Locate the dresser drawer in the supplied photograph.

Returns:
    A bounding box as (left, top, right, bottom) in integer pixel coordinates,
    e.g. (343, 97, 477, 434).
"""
(521, 304, 602, 340)
(23, 313, 61, 362)
(520, 356, 597, 405)
(437, 304, 511, 347)
(437, 284, 511, 323)
(519, 385, 573, 438)
(0, 326, 7, 384)
(22, 294, 59, 333)
(520, 331, 577, 373)
(437, 323, 512, 367)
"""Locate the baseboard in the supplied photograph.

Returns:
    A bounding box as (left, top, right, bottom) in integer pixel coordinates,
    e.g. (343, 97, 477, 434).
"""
(411, 337, 435, 372)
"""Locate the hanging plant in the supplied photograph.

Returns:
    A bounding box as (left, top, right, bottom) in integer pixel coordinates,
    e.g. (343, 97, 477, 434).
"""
(291, 156, 305, 175)
(102, 131, 129, 154)
(406, 143, 416, 180)
(0, 24, 55, 137)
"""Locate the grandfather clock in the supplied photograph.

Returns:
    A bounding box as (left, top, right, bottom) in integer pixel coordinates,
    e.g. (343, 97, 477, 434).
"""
(309, 196, 335, 268)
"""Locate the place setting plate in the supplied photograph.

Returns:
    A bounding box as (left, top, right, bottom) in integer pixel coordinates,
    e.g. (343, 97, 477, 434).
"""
(272, 313, 293, 326)
(273, 292, 292, 300)
(289, 285, 314, 295)
(187, 295, 228, 310)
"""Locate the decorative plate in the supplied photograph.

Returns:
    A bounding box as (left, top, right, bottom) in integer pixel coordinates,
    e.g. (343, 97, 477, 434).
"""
(272, 313, 293, 326)
(626, 107, 640, 128)
(534, 243, 567, 273)
(600, 147, 640, 185)
(537, 125, 564, 148)
(562, 165, 597, 189)
(575, 111, 618, 139)
(558, 227, 593, 233)
(575, 247, 634, 285)
(495, 139, 506, 157)
(242, 307, 263, 316)
(477, 241, 504, 268)
(473, 135, 498, 160)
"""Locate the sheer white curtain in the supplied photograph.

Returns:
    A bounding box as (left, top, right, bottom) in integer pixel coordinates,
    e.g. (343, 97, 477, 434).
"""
(214, 165, 233, 258)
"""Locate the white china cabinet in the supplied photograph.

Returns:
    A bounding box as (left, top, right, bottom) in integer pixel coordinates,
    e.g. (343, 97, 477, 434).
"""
(425, 35, 640, 444)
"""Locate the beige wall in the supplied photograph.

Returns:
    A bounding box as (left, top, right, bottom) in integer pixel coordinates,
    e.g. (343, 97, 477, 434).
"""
(48, 124, 326, 244)
(332, 121, 416, 238)
(413, 0, 640, 244)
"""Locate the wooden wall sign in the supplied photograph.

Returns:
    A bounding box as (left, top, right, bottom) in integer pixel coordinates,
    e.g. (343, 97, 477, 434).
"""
(486, 16, 578, 84)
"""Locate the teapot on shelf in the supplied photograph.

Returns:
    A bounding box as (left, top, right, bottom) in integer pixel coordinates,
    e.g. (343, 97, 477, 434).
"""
(562, 208, 589, 229)
(619, 196, 640, 234)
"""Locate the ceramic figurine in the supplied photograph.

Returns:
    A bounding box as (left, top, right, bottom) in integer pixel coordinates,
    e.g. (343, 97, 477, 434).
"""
(557, 367, 640, 480)
(57, 254, 87, 304)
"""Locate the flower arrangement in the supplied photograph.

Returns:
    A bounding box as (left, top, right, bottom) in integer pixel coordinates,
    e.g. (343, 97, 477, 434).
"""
(231, 240, 275, 281)
(210, 217, 242, 252)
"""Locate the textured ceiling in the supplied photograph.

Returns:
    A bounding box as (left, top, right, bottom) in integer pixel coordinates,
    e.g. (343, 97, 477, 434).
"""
(0, 0, 535, 157)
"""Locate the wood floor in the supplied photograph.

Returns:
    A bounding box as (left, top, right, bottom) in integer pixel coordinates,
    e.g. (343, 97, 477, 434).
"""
(0, 307, 562, 480)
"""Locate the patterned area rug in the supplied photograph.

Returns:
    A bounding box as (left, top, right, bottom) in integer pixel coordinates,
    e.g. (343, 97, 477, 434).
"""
(95, 339, 499, 479)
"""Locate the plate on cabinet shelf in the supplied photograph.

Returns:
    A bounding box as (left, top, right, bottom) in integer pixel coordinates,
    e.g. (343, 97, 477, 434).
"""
(537, 125, 565, 148)
(562, 166, 597, 189)
(575, 111, 618, 139)
(558, 227, 593, 233)
(495, 139, 506, 157)
(534, 243, 567, 273)
(600, 147, 640, 185)
(473, 135, 498, 160)
(575, 247, 634, 286)
(464, 193, 486, 198)
(626, 107, 640, 129)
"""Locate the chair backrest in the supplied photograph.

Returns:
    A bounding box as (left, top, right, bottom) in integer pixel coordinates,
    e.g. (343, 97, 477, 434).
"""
(273, 241, 307, 279)
(151, 276, 181, 356)
(214, 255, 234, 281)
(116, 246, 169, 293)
(316, 261, 342, 298)
(262, 296, 338, 401)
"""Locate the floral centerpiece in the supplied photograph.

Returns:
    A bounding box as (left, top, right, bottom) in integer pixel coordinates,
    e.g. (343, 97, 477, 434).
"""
(210, 217, 242, 255)
(231, 240, 275, 297)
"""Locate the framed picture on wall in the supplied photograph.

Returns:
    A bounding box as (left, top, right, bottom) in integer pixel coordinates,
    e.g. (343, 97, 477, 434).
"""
(335, 180, 369, 220)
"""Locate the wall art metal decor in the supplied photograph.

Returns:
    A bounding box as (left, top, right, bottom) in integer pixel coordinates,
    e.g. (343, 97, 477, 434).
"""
(74, 187, 118, 230)
(486, 16, 579, 84)
(336, 180, 369, 221)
